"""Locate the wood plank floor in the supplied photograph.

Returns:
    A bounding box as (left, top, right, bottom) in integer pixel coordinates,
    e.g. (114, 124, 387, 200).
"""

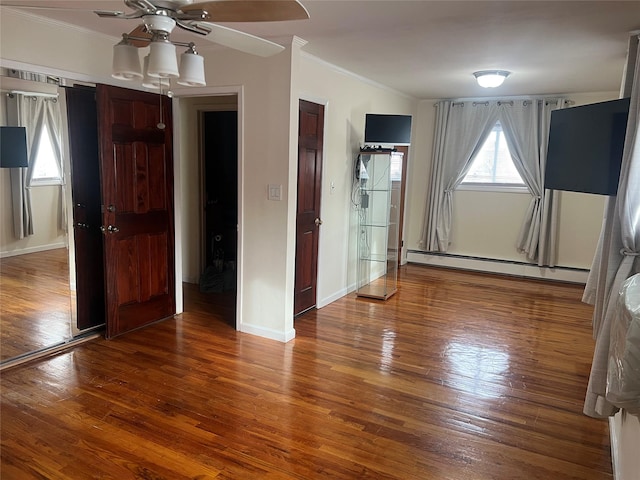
(0, 249, 72, 361)
(0, 265, 611, 479)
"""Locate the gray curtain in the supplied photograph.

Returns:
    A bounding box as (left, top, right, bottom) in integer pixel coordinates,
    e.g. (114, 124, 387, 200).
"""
(498, 98, 566, 266)
(7, 94, 38, 239)
(582, 34, 640, 418)
(422, 101, 499, 251)
(6, 93, 65, 238)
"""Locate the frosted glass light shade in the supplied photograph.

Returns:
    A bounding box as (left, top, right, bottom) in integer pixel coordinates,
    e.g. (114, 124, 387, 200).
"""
(142, 55, 170, 89)
(112, 43, 142, 80)
(148, 41, 179, 78)
(474, 70, 510, 88)
(177, 51, 206, 86)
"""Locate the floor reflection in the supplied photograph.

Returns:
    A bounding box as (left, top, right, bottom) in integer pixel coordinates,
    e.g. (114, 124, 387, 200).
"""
(443, 340, 510, 399)
(0, 249, 72, 362)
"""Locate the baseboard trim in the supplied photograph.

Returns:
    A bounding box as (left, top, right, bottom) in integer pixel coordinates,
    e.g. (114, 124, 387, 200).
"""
(317, 285, 351, 309)
(610, 416, 620, 480)
(239, 324, 296, 343)
(0, 242, 67, 258)
(406, 251, 589, 284)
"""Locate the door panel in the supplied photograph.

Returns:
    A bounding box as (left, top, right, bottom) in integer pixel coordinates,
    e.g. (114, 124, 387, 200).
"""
(97, 84, 175, 338)
(294, 100, 324, 315)
(65, 86, 105, 331)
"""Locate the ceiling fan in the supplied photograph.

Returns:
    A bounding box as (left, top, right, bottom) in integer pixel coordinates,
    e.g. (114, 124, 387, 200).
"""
(1, 0, 309, 88)
(1, 0, 309, 55)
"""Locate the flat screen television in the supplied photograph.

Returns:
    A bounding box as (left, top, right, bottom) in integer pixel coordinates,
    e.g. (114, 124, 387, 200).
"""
(544, 97, 630, 196)
(364, 114, 412, 146)
(0, 126, 29, 168)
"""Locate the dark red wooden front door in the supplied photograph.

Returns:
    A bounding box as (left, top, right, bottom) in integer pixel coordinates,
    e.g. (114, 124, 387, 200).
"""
(96, 85, 175, 338)
(294, 100, 324, 315)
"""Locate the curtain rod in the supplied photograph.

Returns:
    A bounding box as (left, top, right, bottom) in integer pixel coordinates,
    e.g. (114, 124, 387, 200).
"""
(443, 98, 574, 107)
(8, 90, 58, 98)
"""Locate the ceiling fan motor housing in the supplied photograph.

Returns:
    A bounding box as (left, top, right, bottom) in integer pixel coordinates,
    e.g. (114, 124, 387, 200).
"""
(143, 14, 177, 34)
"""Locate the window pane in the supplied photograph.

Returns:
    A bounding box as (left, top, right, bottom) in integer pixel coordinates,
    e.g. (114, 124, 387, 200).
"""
(390, 154, 402, 182)
(32, 124, 61, 181)
(462, 123, 524, 185)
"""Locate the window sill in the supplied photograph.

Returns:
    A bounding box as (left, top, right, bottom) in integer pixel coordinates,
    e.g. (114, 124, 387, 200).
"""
(457, 183, 530, 194)
(30, 179, 63, 187)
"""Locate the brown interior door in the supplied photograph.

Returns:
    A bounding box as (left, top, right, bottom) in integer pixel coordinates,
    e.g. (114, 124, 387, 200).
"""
(96, 84, 175, 338)
(294, 100, 324, 316)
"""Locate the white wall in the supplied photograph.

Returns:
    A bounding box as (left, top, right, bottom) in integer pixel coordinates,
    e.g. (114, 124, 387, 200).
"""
(611, 412, 640, 480)
(404, 92, 619, 273)
(172, 40, 297, 341)
(0, 9, 122, 86)
(297, 53, 417, 305)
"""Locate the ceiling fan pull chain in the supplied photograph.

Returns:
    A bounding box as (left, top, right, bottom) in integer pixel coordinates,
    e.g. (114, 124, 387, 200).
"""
(157, 86, 165, 130)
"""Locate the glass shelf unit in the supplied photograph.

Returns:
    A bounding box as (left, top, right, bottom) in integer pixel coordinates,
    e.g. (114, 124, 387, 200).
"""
(355, 150, 402, 300)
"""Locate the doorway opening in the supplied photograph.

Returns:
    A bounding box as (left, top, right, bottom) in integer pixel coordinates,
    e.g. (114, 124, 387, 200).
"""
(192, 97, 239, 328)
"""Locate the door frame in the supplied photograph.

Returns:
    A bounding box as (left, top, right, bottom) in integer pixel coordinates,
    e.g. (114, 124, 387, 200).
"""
(172, 86, 244, 330)
(297, 95, 329, 310)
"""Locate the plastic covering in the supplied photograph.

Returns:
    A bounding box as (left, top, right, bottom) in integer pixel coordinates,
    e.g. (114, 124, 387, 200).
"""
(606, 274, 640, 414)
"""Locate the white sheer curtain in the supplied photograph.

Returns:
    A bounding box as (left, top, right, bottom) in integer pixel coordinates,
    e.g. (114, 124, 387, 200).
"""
(499, 98, 566, 266)
(42, 97, 66, 231)
(422, 101, 499, 251)
(582, 34, 640, 418)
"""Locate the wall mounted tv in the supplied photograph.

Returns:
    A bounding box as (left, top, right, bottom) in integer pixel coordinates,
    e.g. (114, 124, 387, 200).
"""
(0, 126, 29, 168)
(544, 97, 630, 196)
(364, 114, 412, 146)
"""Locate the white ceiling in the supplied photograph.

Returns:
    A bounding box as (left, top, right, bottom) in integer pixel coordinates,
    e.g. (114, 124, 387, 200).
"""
(2, 0, 639, 99)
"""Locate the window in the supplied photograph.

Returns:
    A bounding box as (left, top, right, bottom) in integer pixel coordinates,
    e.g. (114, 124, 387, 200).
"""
(460, 121, 525, 189)
(30, 123, 62, 185)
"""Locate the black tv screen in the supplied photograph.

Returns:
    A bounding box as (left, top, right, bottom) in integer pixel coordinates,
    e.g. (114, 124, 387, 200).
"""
(364, 114, 412, 145)
(0, 126, 29, 168)
(544, 97, 630, 195)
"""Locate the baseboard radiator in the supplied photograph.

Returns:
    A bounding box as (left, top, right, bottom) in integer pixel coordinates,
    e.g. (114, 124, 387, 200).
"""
(406, 250, 589, 284)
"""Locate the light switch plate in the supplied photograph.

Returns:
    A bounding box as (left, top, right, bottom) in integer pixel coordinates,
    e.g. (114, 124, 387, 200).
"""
(268, 184, 282, 201)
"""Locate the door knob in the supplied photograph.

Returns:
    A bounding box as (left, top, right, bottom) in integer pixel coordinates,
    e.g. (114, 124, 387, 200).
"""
(100, 225, 119, 234)
(315, 217, 322, 226)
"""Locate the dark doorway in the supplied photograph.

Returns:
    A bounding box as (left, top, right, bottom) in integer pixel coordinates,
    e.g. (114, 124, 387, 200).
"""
(65, 85, 105, 332)
(199, 110, 238, 327)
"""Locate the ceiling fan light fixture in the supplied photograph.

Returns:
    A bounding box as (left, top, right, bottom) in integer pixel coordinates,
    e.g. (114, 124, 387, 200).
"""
(148, 39, 179, 78)
(177, 45, 206, 87)
(474, 70, 511, 88)
(112, 36, 142, 80)
(142, 55, 171, 89)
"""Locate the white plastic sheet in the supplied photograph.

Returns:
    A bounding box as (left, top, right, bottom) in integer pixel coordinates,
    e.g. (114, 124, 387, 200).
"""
(607, 273, 640, 414)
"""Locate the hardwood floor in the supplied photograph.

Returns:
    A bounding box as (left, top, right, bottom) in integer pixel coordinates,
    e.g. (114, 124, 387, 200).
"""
(0, 265, 611, 479)
(0, 249, 72, 361)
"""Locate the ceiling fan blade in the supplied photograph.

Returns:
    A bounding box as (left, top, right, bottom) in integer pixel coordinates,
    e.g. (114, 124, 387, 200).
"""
(0, 3, 121, 13)
(176, 19, 212, 36)
(199, 22, 284, 57)
(182, 0, 309, 22)
(95, 10, 127, 17)
(127, 24, 152, 47)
